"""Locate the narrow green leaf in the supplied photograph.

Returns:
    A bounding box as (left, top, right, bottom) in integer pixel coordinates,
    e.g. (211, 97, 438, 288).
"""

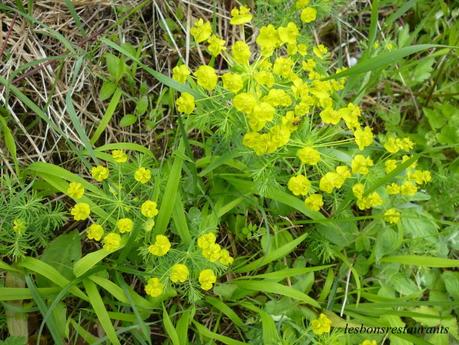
(74, 249, 114, 277)
(244, 265, 333, 280)
(0, 287, 60, 301)
(205, 297, 244, 327)
(193, 322, 248, 345)
(91, 88, 122, 144)
(381, 255, 459, 267)
(162, 305, 181, 345)
(172, 193, 192, 244)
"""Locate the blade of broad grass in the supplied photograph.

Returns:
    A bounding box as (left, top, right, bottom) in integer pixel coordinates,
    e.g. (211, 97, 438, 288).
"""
(240, 302, 279, 345)
(235, 233, 308, 273)
(162, 305, 181, 345)
(330, 44, 441, 79)
(193, 321, 248, 345)
(0, 114, 19, 174)
(24, 275, 64, 345)
(197, 151, 245, 177)
(232, 280, 320, 308)
(243, 265, 333, 280)
(91, 88, 122, 144)
(63, 0, 85, 35)
(0, 260, 21, 273)
(19, 257, 87, 300)
(360, 0, 379, 60)
(70, 318, 98, 344)
(100, 38, 202, 98)
(205, 297, 244, 328)
(0, 287, 60, 301)
(176, 307, 194, 344)
(66, 56, 97, 160)
(381, 255, 459, 267)
(74, 249, 114, 277)
(384, 0, 417, 28)
(94, 142, 155, 158)
(319, 268, 335, 302)
(154, 141, 185, 235)
(172, 192, 192, 244)
(83, 279, 121, 345)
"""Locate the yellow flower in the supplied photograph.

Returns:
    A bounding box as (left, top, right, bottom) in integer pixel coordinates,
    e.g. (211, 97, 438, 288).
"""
(386, 183, 401, 195)
(103, 232, 121, 251)
(297, 43, 308, 56)
(352, 183, 365, 199)
(256, 25, 280, 57)
(67, 182, 85, 199)
(311, 313, 331, 335)
(408, 170, 432, 185)
(384, 135, 399, 153)
(297, 146, 321, 165)
(145, 277, 163, 297)
(319, 172, 341, 193)
(361, 340, 377, 345)
(207, 35, 226, 56)
(385, 159, 398, 173)
(354, 126, 374, 150)
(195, 65, 218, 91)
(222, 73, 243, 93)
(91, 165, 109, 182)
(300, 7, 317, 23)
(263, 89, 292, 107)
(351, 154, 374, 175)
(12, 219, 26, 235)
(254, 71, 275, 87)
(170, 264, 189, 283)
(250, 102, 275, 130)
(384, 208, 401, 224)
(176, 92, 195, 114)
(117, 218, 134, 233)
(230, 6, 252, 25)
(202, 243, 222, 262)
(400, 181, 417, 196)
(319, 107, 341, 124)
(191, 19, 211, 43)
(112, 149, 128, 163)
(134, 167, 151, 184)
(141, 200, 159, 218)
(172, 64, 190, 83)
(87, 223, 104, 241)
(397, 137, 414, 151)
(302, 59, 316, 72)
(199, 269, 217, 291)
(339, 103, 361, 130)
(148, 235, 171, 256)
(70, 203, 90, 221)
(288, 175, 311, 196)
(278, 22, 299, 45)
(273, 57, 294, 79)
(233, 93, 257, 114)
(356, 192, 383, 210)
(336, 166, 351, 179)
(232, 41, 251, 65)
(313, 44, 328, 59)
(197, 233, 216, 249)
(305, 194, 323, 211)
(219, 249, 234, 266)
(296, 0, 310, 9)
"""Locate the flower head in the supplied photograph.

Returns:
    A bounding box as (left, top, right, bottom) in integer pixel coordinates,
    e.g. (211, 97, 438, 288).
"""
(91, 165, 109, 182)
(141, 200, 159, 218)
(233, 93, 257, 114)
(219, 249, 234, 266)
(195, 65, 218, 91)
(145, 277, 163, 297)
(256, 25, 280, 56)
(351, 155, 374, 175)
(172, 64, 190, 83)
(112, 150, 128, 163)
(170, 264, 189, 283)
(354, 126, 374, 150)
(148, 235, 171, 256)
(197, 233, 216, 249)
(176, 92, 195, 114)
(230, 6, 252, 25)
(134, 167, 151, 184)
(288, 175, 311, 196)
(311, 313, 331, 335)
(222, 73, 243, 93)
(71, 203, 90, 221)
(13, 219, 26, 235)
(207, 35, 226, 56)
(297, 146, 321, 165)
(278, 22, 299, 45)
(191, 19, 211, 43)
(199, 269, 217, 290)
(117, 218, 133, 233)
(87, 223, 104, 241)
(361, 340, 377, 345)
(232, 41, 251, 65)
(313, 44, 328, 58)
(384, 208, 401, 224)
(103, 232, 121, 251)
(202, 243, 222, 262)
(67, 182, 84, 199)
(301, 7, 317, 23)
(304, 194, 323, 211)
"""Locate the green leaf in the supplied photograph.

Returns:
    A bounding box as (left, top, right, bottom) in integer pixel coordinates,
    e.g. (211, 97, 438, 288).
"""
(106, 53, 124, 82)
(83, 279, 121, 345)
(235, 233, 308, 273)
(245, 265, 333, 280)
(119, 114, 138, 127)
(0, 115, 19, 174)
(442, 271, 459, 300)
(0, 287, 60, 301)
(155, 142, 185, 235)
(231, 280, 320, 308)
(73, 249, 113, 278)
(176, 308, 194, 344)
(172, 193, 192, 244)
(381, 256, 459, 267)
(193, 321, 248, 345)
(205, 297, 244, 327)
(0, 336, 27, 345)
(99, 80, 117, 101)
(135, 95, 149, 116)
(163, 305, 181, 345)
(91, 88, 122, 144)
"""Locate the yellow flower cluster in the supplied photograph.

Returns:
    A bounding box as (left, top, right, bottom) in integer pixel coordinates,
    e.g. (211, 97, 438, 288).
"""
(12, 219, 26, 235)
(197, 233, 234, 266)
(148, 235, 171, 256)
(311, 313, 332, 335)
